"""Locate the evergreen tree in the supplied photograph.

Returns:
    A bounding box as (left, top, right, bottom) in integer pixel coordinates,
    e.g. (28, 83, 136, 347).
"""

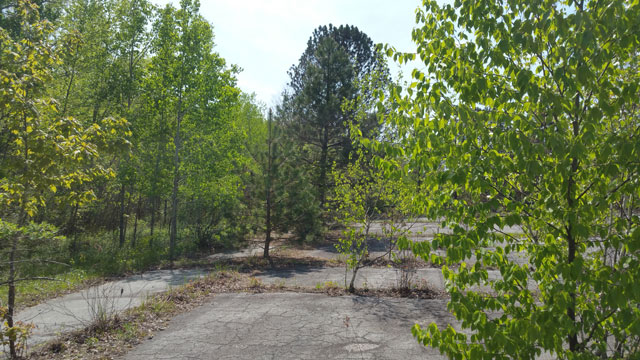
(285, 24, 388, 209)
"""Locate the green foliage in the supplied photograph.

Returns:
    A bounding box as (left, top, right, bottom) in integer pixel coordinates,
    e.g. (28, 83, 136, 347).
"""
(0, 2, 129, 355)
(332, 148, 415, 291)
(0, 304, 33, 358)
(0, 2, 126, 217)
(264, 122, 323, 243)
(0, 0, 63, 38)
(0, 0, 262, 279)
(284, 24, 390, 208)
(376, 0, 640, 358)
(244, 104, 323, 248)
(68, 227, 169, 275)
(332, 157, 378, 287)
(143, 0, 241, 260)
(332, 72, 418, 292)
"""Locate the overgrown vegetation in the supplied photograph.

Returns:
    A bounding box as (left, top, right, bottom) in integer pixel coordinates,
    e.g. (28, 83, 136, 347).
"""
(373, 0, 640, 358)
(2, 0, 638, 358)
(30, 270, 248, 360)
(2, 2, 390, 351)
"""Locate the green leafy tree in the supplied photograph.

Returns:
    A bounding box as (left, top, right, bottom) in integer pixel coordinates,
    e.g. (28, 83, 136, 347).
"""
(331, 155, 392, 293)
(113, 0, 154, 113)
(179, 92, 244, 254)
(138, 45, 173, 241)
(53, 0, 121, 122)
(0, 1, 127, 356)
(0, 0, 63, 37)
(51, 0, 154, 246)
(111, 0, 154, 248)
(260, 109, 278, 259)
(146, 0, 238, 261)
(377, 0, 640, 358)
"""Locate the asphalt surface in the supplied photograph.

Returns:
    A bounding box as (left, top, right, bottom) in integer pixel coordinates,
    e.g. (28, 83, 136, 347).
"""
(15, 266, 450, 349)
(255, 266, 445, 290)
(120, 293, 455, 360)
(14, 221, 528, 358)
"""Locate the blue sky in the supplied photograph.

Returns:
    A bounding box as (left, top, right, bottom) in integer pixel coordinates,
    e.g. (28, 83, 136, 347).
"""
(150, 0, 424, 107)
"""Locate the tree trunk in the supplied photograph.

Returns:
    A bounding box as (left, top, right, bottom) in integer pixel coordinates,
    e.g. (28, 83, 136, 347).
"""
(149, 197, 156, 233)
(118, 182, 127, 247)
(132, 195, 141, 247)
(264, 111, 273, 259)
(7, 233, 18, 358)
(61, 65, 76, 117)
(150, 196, 156, 239)
(127, 40, 134, 111)
(348, 266, 358, 293)
(169, 98, 183, 263)
(92, 100, 100, 123)
(69, 203, 79, 254)
(566, 97, 581, 353)
(150, 150, 161, 242)
(163, 199, 168, 228)
(318, 125, 329, 210)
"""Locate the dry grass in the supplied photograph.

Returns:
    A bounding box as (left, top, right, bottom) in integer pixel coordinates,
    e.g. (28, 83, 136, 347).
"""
(30, 271, 248, 360)
(250, 282, 445, 299)
(29, 266, 445, 359)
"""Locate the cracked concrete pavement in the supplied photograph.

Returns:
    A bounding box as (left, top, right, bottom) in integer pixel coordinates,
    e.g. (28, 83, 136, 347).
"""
(255, 266, 445, 290)
(257, 265, 537, 299)
(17, 269, 208, 346)
(16, 266, 448, 349)
(15, 220, 530, 358)
(121, 292, 455, 360)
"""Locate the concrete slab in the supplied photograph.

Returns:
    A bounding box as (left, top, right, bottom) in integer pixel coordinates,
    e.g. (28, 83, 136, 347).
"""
(120, 292, 456, 360)
(254, 266, 537, 294)
(254, 266, 445, 290)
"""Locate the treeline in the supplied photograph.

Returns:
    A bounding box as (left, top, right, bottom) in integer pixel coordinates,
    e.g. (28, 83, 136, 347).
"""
(1, 0, 247, 265)
(0, 0, 394, 270)
(4, 0, 639, 358)
(1, 1, 398, 354)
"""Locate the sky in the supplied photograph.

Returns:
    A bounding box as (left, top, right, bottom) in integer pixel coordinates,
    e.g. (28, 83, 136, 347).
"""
(150, 0, 424, 107)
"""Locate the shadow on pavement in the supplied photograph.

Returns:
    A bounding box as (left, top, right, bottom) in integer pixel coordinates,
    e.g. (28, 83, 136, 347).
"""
(251, 265, 328, 279)
(350, 295, 454, 327)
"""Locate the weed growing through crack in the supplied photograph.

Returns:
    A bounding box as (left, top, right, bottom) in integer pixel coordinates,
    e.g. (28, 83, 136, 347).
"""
(248, 277, 263, 288)
(315, 281, 340, 290)
(274, 279, 286, 289)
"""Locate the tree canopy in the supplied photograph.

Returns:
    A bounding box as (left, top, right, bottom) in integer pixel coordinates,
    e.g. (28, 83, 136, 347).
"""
(373, 0, 640, 358)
